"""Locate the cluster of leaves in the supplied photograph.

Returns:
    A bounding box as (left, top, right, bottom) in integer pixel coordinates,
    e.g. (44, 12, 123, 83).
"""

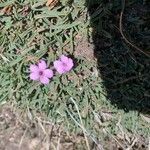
(0, 0, 101, 125)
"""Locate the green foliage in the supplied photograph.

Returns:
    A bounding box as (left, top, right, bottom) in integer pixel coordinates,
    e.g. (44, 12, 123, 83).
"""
(0, 0, 149, 144)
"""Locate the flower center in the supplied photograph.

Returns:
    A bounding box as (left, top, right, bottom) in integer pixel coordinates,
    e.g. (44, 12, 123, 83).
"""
(39, 71, 43, 76)
(62, 62, 67, 67)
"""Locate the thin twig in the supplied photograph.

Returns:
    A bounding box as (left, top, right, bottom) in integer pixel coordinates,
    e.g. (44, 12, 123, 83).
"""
(119, 0, 150, 57)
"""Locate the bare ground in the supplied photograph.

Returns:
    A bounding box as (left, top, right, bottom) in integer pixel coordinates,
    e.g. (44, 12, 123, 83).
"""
(0, 100, 149, 150)
(0, 104, 89, 150)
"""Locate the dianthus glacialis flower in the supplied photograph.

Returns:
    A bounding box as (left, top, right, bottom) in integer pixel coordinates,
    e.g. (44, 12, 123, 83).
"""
(30, 60, 53, 84)
(54, 55, 74, 74)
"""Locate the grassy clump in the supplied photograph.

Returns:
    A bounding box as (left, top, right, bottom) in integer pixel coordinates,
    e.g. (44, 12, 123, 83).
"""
(0, 0, 149, 148)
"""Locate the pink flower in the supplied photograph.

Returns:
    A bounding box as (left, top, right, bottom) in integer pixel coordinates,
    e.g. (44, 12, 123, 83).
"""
(30, 60, 53, 84)
(54, 55, 74, 74)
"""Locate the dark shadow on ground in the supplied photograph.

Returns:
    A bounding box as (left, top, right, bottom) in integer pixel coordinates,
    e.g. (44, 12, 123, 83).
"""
(86, 0, 150, 113)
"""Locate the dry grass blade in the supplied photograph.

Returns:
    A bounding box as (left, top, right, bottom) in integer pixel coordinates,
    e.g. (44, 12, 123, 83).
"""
(19, 128, 28, 149)
(46, 0, 58, 8)
(119, 0, 150, 57)
(140, 114, 150, 123)
(0, 5, 12, 14)
(148, 137, 150, 150)
(69, 98, 91, 150)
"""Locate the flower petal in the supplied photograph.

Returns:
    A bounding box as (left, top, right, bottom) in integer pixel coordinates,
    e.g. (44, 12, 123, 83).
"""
(54, 60, 65, 74)
(44, 69, 53, 78)
(38, 60, 47, 70)
(40, 76, 49, 84)
(30, 72, 39, 80)
(60, 55, 69, 63)
(30, 64, 39, 72)
(65, 58, 74, 71)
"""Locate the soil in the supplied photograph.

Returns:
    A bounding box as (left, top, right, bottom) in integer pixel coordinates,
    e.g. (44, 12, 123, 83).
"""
(74, 35, 95, 61)
(0, 105, 88, 150)
(0, 104, 149, 150)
